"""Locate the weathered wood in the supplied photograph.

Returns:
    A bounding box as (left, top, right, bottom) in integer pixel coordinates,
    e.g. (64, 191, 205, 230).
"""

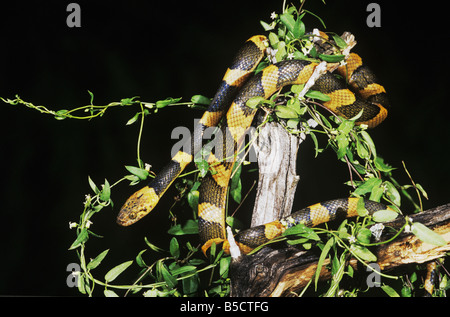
(229, 203, 450, 297)
(251, 121, 304, 226)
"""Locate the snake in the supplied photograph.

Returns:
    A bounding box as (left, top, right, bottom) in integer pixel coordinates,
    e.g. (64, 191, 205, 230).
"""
(117, 33, 391, 255)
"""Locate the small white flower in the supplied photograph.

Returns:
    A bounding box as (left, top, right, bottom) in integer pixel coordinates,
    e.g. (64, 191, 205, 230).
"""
(145, 163, 152, 171)
(270, 11, 277, 20)
(307, 118, 318, 128)
(287, 52, 294, 60)
(85, 220, 93, 228)
(370, 223, 385, 241)
(360, 124, 369, 130)
(404, 224, 411, 233)
(84, 194, 91, 206)
(266, 47, 278, 63)
(348, 235, 357, 243)
(299, 132, 306, 140)
(301, 41, 314, 56)
(69, 222, 78, 229)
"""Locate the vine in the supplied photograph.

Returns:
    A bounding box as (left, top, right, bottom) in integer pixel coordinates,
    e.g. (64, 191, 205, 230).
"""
(2, 1, 446, 297)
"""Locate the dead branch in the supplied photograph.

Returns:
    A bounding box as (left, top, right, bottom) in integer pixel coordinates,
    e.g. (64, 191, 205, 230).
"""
(229, 203, 450, 297)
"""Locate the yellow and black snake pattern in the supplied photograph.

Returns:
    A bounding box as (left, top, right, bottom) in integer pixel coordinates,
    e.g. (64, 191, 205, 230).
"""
(117, 34, 390, 255)
(424, 261, 438, 296)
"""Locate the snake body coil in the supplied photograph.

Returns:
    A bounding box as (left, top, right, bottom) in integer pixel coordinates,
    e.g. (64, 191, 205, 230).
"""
(117, 34, 390, 254)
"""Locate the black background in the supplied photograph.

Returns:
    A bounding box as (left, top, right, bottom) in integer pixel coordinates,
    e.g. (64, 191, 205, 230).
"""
(0, 0, 449, 296)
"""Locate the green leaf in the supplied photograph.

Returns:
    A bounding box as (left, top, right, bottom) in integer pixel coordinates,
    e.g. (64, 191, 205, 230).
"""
(291, 84, 304, 94)
(286, 118, 300, 129)
(401, 286, 412, 297)
(372, 209, 399, 222)
(356, 138, 369, 160)
(220, 256, 231, 277)
(226, 216, 244, 231)
(187, 189, 199, 212)
(88, 176, 99, 194)
(54, 109, 69, 120)
(275, 105, 298, 119)
(369, 182, 384, 202)
(350, 244, 377, 262)
(360, 131, 377, 158)
(286, 237, 310, 246)
(335, 133, 349, 160)
(356, 228, 372, 244)
(170, 265, 197, 276)
(196, 159, 209, 178)
(167, 219, 199, 235)
(332, 34, 347, 49)
(191, 95, 211, 105)
(305, 90, 331, 101)
(280, 13, 296, 34)
(268, 32, 279, 46)
(337, 119, 354, 135)
(104, 289, 119, 297)
(246, 96, 266, 109)
(353, 177, 382, 196)
(381, 284, 400, 297)
(125, 165, 149, 180)
(384, 181, 401, 206)
(126, 112, 140, 125)
(315, 237, 334, 289)
(104, 260, 133, 282)
(170, 237, 180, 259)
(69, 228, 89, 250)
(120, 96, 138, 106)
(144, 237, 164, 253)
(260, 20, 274, 31)
(319, 54, 345, 63)
(275, 41, 286, 61)
(77, 273, 87, 294)
(283, 223, 320, 241)
(155, 97, 182, 108)
(374, 156, 395, 173)
(87, 249, 109, 270)
(411, 222, 446, 246)
(415, 183, 429, 199)
(356, 197, 369, 217)
(287, 98, 304, 115)
(99, 179, 111, 202)
(88, 90, 95, 104)
(293, 17, 305, 38)
(230, 164, 242, 204)
(309, 131, 320, 157)
(136, 249, 148, 268)
(157, 261, 177, 289)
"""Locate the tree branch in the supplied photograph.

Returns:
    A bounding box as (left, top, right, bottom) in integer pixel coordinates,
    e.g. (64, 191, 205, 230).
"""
(251, 119, 305, 226)
(229, 203, 450, 297)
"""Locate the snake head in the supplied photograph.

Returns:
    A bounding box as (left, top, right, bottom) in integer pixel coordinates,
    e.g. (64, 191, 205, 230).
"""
(116, 186, 159, 226)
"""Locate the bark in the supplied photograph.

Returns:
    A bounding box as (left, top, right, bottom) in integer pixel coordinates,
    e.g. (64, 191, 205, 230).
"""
(251, 121, 304, 226)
